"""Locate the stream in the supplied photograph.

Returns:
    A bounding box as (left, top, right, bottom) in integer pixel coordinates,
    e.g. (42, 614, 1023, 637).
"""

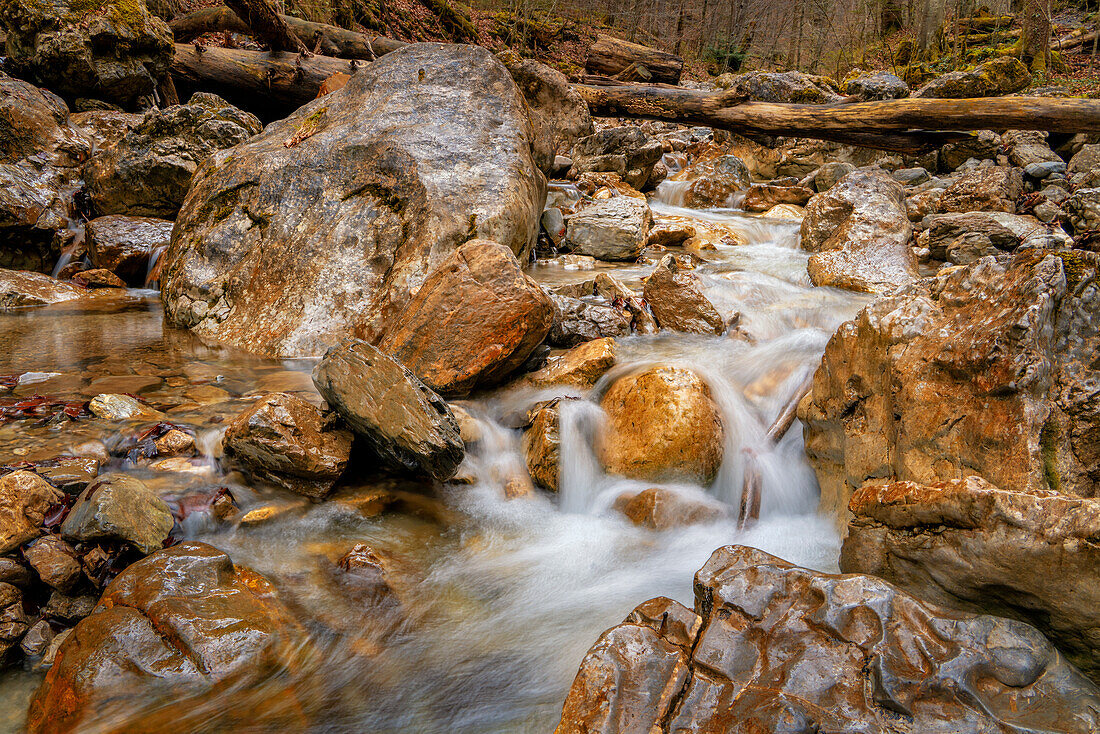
(0, 175, 869, 733)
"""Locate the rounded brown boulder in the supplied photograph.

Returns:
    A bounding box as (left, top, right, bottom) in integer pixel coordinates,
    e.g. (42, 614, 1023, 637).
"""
(599, 366, 724, 484)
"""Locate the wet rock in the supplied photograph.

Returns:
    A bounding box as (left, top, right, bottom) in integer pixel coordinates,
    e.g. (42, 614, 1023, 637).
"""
(557, 545, 1100, 733)
(73, 268, 126, 288)
(378, 240, 554, 396)
(60, 473, 174, 555)
(27, 457, 99, 493)
(0, 581, 28, 659)
(800, 251, 1100, 527)
(26, 541, 311, 733)
(812, 160, 856, 192)
(913, 57, 1031, 98)
(923, 211, 1050, 258)
(0, 268, 87, 308)
(0, 0, 173, 109)
(563, 196, 651, 261)
(570, 127, 663, 190)
(1002, 129, 1062, 169)
(162, 45, 544, 358)
(600, 366, 724, 484)
(678, 154, 751, 208)
(70, 110, 143, 151)
(23, 535, 82, 592)
(20, 619, 54, 657)
(1064, 188, 1100, 232)
(548, 294, 633, 347)
(87, 393, 163, 421)
(647, 221, 694, 247)
(499, 52, 593, 174)
(643, 254, 724, 335)
(843, 476, 1100, 682)
(522, 397, 575, 492)
(525, 337, 616, 388)
(937, 165, 1025, 214)
(0, 470, 63, 554)
(42, 590, 96, 622)
(844, 71, 908, 100)
(152, 429, 193, 456)
(1025, 160, 1066, 179)
(222, 392, 353, 498)
(0, 557, 32, 587)
(312, 339, 464, 480)
(0, 75, 92, 272)
(86, 215, 173, 284)
(87, 93, 261, 218)
(800, 169, 917, 293)
(718, 70, 841, 103)
(740, 183, 813, 212)
(613, 487, 725, 529)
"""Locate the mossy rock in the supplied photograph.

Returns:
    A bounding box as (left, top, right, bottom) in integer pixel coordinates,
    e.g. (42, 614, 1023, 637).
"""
(912, 56, 1031, 98)
(0, 0, 172, 109)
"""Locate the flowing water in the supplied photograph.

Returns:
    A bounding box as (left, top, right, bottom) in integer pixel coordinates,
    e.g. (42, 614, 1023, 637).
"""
(0, 181, 869, 733)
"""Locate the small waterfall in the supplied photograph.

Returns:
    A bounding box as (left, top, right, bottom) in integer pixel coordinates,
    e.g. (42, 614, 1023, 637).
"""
(556, 399, 607, 514)
(144, 244, 168, 288)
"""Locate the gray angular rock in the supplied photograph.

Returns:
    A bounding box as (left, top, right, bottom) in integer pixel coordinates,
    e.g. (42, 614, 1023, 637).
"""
(570, 127, 663, 190)
(563, 197, 651, 261)
(312, 339, 464, 480)
(718, 70, 842, 103)
(913, 57, 1031, 98)
(844, 71, 908, 100)
(87, 93, 261, 218)
(60, 473, 174, 555)
(161, 44, 546, 358)
(548, 294, 633, 347)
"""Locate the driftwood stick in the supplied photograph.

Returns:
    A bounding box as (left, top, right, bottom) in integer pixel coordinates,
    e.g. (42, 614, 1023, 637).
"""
(737, 375, 814, 531)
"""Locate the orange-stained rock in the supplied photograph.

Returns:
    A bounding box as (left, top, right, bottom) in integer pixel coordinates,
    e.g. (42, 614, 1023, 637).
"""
(642, 254, 725, 335)
(85, 215, 173, 285)
(378, 240, 554, 396)
(800, 169, 917, 293)
(521, 397, 577, 492)
(524, 337, 616, 389)
(843, 475, 1100, 682)
(740, 183, 813, 212)
(72, 268, 125, 288)
(25, 542, 314, 734)
(599, 366, 724, 484)
(936, 165, 1025, 214)
(0, 470, 63, 554)
(613, 487, 726, 529)
(799, 250, 1100, 529)
(556, 545, 1100, 734)
(222, 392, 353, 498)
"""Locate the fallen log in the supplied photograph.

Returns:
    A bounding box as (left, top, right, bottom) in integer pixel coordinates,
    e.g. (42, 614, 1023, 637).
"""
(585, 34, 683, 85)
(576, 83, 1100, 153)
(170, 7, 406, 59)
(171, 43, 364, 108)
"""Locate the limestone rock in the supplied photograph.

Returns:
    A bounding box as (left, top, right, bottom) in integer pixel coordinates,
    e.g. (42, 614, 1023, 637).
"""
(312, 339, 464, 480)
(718, 70, 842, 103)
(378, 240, 554, 396)
(843, 476, 1100, 682)
(1003, 130, 1062, 169)
(222, 392, 353, 498)
(642, 254, 724, 335)
(1068, 144, 1100, 188)
(812, 160, 855, 192)
(939, 129, 1001, 171)
(87, 393, 163, 421)
(570, 127, 663, 190)
(599, 366, 724, 484)
(913, 57, 1031, 98)
(613, 487, 725, 529)
(563, 196, 651, 262)
(0, 470, 62, 554)
(0, 269, 87, 308)
(676, 154, 751, 208)
(937, 165, 1025, 213)
(557, 545, 1100, 734)
(522, 398, 573, 492)
(60, 473, 174, 554)
(162, 45, 545, 358)
(0, 0, 173, 109)
(1064, 188, 1100, 232)
(548, 294, 632, 347)
(740, 183, 813, 212)
(70, 110, 142, 151)
(73, 268, 126, 288)
(800, 169, 917, 293)
(23, 535, 81, 592)
(86, 215, 173, 285)
(87, 93, 261, 218)
(799, 251, 1100, 527)
(923, 211, 1050, 258)
(25, 542, 310, 733)
(525, 337, 616, 388)
(844, 72, 908, 100)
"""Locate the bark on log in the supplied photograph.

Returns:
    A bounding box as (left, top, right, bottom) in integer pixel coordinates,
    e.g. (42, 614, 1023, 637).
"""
(171, 43, 363, 107)
(170, 7, 406, 59)
(224, 0, 308, 53)
(585, 34, 684, 85)
(576, 83, 1100, 153)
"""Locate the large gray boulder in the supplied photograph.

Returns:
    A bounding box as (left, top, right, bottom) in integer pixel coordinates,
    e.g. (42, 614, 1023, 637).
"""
(557, 545, 1100, 734)
(570, 127, 663, 190)
(0, 0, 173, 109)
(162, 44, 546, 358)
(0, 74, 91, 272)
(87, 93, 262, 218)
(913, 57, 1031, 98)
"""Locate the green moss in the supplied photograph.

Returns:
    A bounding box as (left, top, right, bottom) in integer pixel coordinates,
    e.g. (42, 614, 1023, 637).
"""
(1056, 250, 1095, 290)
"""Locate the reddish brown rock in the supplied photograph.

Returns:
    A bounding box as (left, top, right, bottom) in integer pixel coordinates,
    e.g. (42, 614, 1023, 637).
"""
(72, 268, 126, 288)
(740, 183, 814, 212)
(0, 269, 88, 309)
(524, 337, 616, 389)
(222, 392, 353, 498)
(936, 165, 1025, 214)
(843, 476, 1100, 682)
(378, 240, 554, 396)
(23, 535, 82, 592)
(642, 254, 725, 335)
(599, 366, 724, 484)
(26, 542, 312, 733)
(522, 397, 577, 492)
(0, 470, 63, 554)
(613, 487, 726, 529)
(556, 545, 1100, 734)
(86, 215, 173, 285)
(800, 251, 1100, 529)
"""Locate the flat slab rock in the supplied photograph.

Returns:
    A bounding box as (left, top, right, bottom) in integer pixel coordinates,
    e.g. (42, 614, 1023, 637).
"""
(556, 545, 1100, 734)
